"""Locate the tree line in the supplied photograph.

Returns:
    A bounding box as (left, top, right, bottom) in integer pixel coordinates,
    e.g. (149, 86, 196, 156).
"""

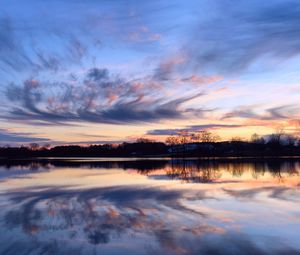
(0, 129, 300, 158)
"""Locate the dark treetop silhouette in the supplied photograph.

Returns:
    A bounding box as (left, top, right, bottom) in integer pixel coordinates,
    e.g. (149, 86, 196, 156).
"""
(1, 130, 300, 158)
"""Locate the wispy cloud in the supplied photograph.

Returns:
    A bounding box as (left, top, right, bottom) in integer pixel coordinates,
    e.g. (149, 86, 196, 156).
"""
(0, 129, 50, 144)
(147, 124, 243, 136)
(1, 0, 300, 142)
(222, 105, 300, 121)
(0, 17, 88, 74)
(3, 68, 207, 125)
(184, 0, 300, 73)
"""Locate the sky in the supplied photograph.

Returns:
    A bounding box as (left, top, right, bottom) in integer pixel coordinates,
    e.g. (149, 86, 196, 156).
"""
(1, 0, 300, 145)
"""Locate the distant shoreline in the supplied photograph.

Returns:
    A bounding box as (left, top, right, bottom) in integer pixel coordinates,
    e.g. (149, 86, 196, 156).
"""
(1, 140, 300, 159)
(1, 155, 300, 161)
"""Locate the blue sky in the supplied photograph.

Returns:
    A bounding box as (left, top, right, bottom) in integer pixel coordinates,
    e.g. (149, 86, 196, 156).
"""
(1, 0, 300, 145)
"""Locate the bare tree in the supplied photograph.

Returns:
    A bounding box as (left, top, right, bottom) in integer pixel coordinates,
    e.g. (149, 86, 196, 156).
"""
(29, 143, 40, 151)
(251, 133, 260, 143)
(231, 136, 244, 142)
(269, 127, 285, 145)
(251, 133, 265, 144)
(295, 120, 300, 138)
(41, 143, 51, 150)
(190, 132, 201, 143)
(178, 131, 191, 144)
(200, 131, 214, 143)
(165, 136, 180, 156)
(165, 136, 179, 146)
(285, 135, 297, 146)
(191, 130, 220, 143)
(178, 131, 191, 156)
(136, 138, 153, 143)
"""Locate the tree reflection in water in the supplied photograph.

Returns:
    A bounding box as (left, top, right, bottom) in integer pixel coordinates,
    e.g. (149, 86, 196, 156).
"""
(136, 159, 299, 183)
(0, 159, 300, 255)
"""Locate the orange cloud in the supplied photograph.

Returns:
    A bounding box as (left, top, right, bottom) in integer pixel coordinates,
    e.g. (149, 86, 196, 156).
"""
(181, 75, 223, 85)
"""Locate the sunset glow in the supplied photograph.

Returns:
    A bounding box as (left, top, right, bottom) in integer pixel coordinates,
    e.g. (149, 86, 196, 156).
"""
(1, 0, 300, 145)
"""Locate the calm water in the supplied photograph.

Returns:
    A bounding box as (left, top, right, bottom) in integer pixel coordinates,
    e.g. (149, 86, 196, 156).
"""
(0, 158, 300, 255)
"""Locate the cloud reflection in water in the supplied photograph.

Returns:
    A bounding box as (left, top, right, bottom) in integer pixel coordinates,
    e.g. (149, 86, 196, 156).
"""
(0, 159, 300, 255)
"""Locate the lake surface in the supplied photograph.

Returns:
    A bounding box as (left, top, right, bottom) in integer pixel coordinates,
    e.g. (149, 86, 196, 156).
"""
(0, 158, 300, 255)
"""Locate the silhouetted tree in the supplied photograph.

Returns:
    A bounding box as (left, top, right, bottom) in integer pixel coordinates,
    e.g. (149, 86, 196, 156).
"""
(136, 138, 154, 143)
(178, 131, 190, 144)
(192, 130, 219, 143)
(295, 120, 300, 143)
(2, 129, 300, 158)
(41, 143, 51, 150)
(231, 136, 244, 142)
(251, 133, 265, 144)
(165, 136, 179, 146)
(177, 131, 190, 156)
(166, 136, 180, 156)
(285, 135, 297, 146)
(29, 143, 40, 151)
(269, 127, 285, 146)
